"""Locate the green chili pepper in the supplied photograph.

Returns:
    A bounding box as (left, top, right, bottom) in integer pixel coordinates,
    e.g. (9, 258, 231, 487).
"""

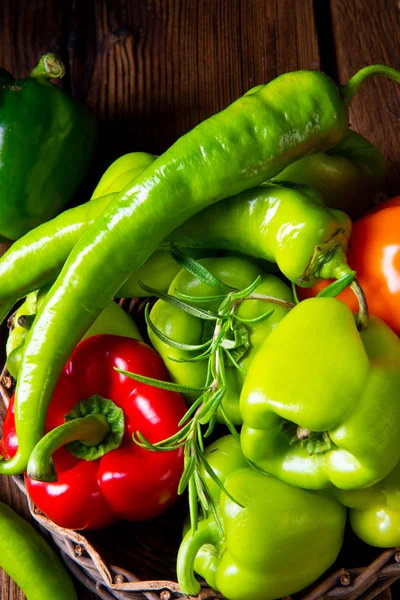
(3, 64, 399, 475)
(334, 461, 400, 548)
(148, 256, 293, 424)
(0, 54, 97, 241)
(273, 129, 386, 218)
(0, 132, 381, 307)
(240, 299, 400, 490)
(0, 501, 77, 599)
(0, 183, 350, 317)
(177, 435, 346, 599)
(6, 289, 141, 379)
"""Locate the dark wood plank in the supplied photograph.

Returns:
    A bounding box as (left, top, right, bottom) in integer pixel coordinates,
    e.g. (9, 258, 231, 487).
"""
(330, 0, 400, 198)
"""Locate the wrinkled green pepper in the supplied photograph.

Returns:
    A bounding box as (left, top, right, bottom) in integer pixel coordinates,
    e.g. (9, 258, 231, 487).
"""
(335, 461, 400, 547)
(149, 256, 293, 424)
(6, 291, 141, 379)
(240, 298, 400, 490)
(177, 435, 346, 600)
(273, 129, 386, 218)
(0, 54, 97, 241)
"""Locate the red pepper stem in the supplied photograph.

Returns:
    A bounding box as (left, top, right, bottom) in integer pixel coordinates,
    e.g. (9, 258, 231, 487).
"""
(27, 414, 109, 483)
(29, 54, 65, 80)
(342, 65, 400, 105)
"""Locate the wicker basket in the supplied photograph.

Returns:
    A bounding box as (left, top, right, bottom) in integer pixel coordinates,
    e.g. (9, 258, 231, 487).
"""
(1, 304, 400, 600)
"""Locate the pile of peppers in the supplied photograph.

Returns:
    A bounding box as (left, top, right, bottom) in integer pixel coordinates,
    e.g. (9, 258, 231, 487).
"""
(1, 60, 400, 600)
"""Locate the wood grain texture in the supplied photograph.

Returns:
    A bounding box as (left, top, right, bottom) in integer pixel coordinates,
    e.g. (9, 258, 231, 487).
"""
(0, 0, 396, 599)
(330, 0, 400, 198)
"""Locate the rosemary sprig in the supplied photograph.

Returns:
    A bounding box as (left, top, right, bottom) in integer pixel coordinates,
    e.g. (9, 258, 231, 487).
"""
(121, 251, 297, 532)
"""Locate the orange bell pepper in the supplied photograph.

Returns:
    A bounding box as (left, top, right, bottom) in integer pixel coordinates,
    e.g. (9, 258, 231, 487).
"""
(298, 199, 400, 336)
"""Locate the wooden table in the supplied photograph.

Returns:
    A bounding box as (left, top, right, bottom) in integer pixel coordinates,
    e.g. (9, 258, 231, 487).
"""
(0, 0, 399, 598)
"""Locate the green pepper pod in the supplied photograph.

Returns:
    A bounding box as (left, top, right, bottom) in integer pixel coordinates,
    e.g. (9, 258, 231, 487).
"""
(0, 54, 97, 241)
(334, 461, 400, 547)
(91, 152, 156, 199)
(177, 435, 346, 600)
(0, 501, 77, 599)
(240, 298, 400, 490)
(4, 65, 398, 475)
(149, 256, 293, 424)
(273, 129, 386, 218)
(0, 183, 350, 313)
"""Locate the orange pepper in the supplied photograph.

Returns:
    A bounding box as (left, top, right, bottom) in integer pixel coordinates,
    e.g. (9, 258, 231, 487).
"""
(298, 201, 400, 336)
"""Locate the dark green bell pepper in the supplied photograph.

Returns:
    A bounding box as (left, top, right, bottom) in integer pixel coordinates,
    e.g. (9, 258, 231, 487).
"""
(149, 256, 293, 424)
(177, 434, 346, 600)
(335, 461, 400, 547)
(273, 129, 386, 219)
(0, 54, 97, 241)
(240, 298, 400, 490)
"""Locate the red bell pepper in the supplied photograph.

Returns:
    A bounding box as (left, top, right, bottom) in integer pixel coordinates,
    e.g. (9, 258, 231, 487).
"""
(1, 334, 187, 530)
(298, 200, 400, 336)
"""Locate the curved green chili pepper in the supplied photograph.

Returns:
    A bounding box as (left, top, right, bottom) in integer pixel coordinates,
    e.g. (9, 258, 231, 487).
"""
(273, 129, 386, 218)
(3, 64, 399, 475)
(0, 131, 382, 308)
(0, 501, 77, 599)
(0, 183, 349, 313)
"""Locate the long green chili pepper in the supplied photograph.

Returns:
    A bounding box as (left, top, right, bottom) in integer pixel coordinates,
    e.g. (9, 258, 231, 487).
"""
(2, 64, 399, 475)
(0, 129, 383, 309)
(0, 502, 77, 599)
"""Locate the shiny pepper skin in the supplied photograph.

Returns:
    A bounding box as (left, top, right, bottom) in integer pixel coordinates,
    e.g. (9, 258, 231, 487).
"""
(1, 335, 187, 530)
(240, 298, 400, 490)
(177, 435, 346, 600)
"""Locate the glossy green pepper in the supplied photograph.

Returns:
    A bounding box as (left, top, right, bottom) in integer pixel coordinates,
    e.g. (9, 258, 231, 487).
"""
(177, 435, 346, 600)
(6, 290, 141, 379)
(149, 256, 293, 424)
(240, 298, 400, 490)
(273, 129, 386, 218)
(0, 183, 350, 328)
(0, 131, 381, 312)
(0, 54, 97, 241)
(335, 461, 400, 547)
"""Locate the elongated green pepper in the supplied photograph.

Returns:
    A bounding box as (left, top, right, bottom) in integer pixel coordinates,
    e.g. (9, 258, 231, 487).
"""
(0, 502, 77, 599)
(0, 131, 381, 306)
(2, 65, 399, 475)
(0, 182, 350, 318)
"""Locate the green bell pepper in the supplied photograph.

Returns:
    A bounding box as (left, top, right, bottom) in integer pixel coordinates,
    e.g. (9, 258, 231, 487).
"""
(149, 256, 293, 424)
(177, 434, 346, 600)
(335, 461, 400, 547)
(273, 130, 386, 218)
(0, 54, 97, 241)
(240, 298, 400, 490)
(6, 290, 141, 379)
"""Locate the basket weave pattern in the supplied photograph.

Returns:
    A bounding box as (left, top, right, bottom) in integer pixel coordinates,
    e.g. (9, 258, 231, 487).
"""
(1, 312, 400, 599)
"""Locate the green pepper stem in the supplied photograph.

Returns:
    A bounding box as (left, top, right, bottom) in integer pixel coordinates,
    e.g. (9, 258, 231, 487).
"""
(350, 278, 369, 331)
(27, 414, 109, 482)
(342, 65, 400, 105)
(177, 518, 220, 595)
(29, 54, 65, 80)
